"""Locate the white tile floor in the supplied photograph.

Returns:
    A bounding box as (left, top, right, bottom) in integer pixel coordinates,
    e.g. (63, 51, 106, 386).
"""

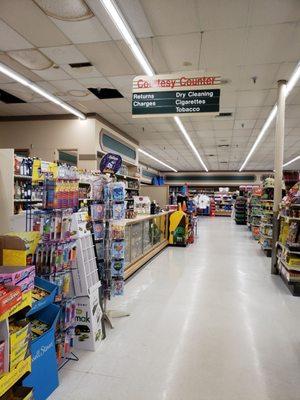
(50, 217, 300, 400)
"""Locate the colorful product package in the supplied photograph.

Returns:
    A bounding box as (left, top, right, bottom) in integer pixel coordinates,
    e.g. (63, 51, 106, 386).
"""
(110, 221, 125, 240)
(93, 222, 105, 241)
(111, 182, 125, 202)
(0, 265, 35, 293)
(113, 203, 125, 220)
(111, 241, 125, 259)
(90, 204, 105, 221)
(111, 278, 124, 296)
(111, 259, 124, 277)
(95, 242, 105, 260)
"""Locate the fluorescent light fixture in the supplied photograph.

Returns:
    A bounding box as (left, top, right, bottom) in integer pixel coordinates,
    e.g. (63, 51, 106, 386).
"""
(0, 62, 86, 119)
(174, 116, 208, 171)
(240, 59, 300, 171)
(239, 105, 277, 171)
(99, 0, 154, 76)
(99, 0, 208, 171)
(283, 155, 300, 168)
(286, 61, 300, 96)
(138, 148, 177, 172)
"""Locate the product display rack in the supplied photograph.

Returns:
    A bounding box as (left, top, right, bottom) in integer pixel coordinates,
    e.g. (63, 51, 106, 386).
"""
(214, 191, 233, 217)
(249, 190, 262, 240)
(275, 182, 300, 295)
(0, 290, 33, 398)
(235, 196, 247, 225)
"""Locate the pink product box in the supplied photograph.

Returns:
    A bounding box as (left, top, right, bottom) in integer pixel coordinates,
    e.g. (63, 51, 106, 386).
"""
(0, 265, 35, 292)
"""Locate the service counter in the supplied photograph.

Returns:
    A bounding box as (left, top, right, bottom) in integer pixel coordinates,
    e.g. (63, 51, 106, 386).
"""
(124, 211, 170, 279)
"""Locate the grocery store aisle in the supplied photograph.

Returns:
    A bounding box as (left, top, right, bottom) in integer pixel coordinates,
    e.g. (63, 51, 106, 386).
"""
(50, 218, 300, 400)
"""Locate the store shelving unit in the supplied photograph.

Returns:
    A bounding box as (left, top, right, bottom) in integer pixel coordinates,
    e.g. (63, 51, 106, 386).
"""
(235, 196, 247, 225)
(214, 191, 233, 217)
(259, 183, 274, 257)
(275, 183, 300, 295)
(248, 190, 262, 239)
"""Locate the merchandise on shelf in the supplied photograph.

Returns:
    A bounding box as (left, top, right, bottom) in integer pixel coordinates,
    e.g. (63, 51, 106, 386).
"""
(248, 187, 262, 240)
(169, 204, 189, 246)
(258, 180, 274, 255)
(213, 190, 234, 217)
(234, 196, 247, 225)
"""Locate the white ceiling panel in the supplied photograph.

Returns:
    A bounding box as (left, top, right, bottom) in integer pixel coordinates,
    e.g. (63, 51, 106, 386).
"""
(239, 63, 280, 90)
(140, 0, 199, 36)
(156, 33, 201, 72)
(77, 42, 135, 76)
(0, 0, 70, 47)
(77, 76, 113, 89)
(116, 0, 153, 38)
(196, 0, 249, 30)
(60, 64, 103, 79)
(102, 98, 131, 113)
(245, 23, 300, 65)
(234, 120, 256, 130)
(40, 45, 88, 65)
(213, 120, 234, 130)
(0, 20, 32, 51)
(202, 29, 247, 69)
(0, 82, 35, 101)
(33, 66, 71, 81)
(0, 54, 42, 82)
(237, 90, 268, 107)
(51, 16, 110, 44)
(235, 107, 261, 120)
(0, 103, 40, 115)
(251, 0, 300, 25)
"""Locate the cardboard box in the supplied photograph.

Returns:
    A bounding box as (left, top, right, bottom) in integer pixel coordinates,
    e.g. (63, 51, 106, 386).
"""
(10, 340, 29, 370)
(0, 356, 31, 397)
(0, 266, 35, 293)
(10, 321, 30, 348)
(0, 286, 22, 316)
(1, 386, 33, 400)
(0, 232, 40, 267)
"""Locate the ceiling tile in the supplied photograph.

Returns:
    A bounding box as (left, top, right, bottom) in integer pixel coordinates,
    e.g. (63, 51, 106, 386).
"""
(0, 0, 70, 47)
(156, 33, 201, 72)
(60, 63, 103, 79)
(0, 20, 32, 51)
(102, 98, 131, 113)
(116, 0, 153, 38)
(251, 0, 300, 25)
(77, 76, 113, 89)
(77, 42, 135, 76)
(40, 45, 88, 65)
(196, 0, 249, 30)
(33, 66, 71, 81)
(140, 0, 199, 36)
(234, 120, 256, 130)
(51, 16, 111, 44)
(245, 23, 300, 65)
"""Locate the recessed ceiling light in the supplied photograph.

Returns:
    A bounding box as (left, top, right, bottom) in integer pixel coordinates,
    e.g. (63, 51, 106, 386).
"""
(67, 90, 89, 97)
(7, 49, 53, 71)
(33, 0, 93, 21)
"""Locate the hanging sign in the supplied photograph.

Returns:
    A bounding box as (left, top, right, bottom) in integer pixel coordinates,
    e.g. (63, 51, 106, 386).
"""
(132, 72, 221, 117)
(100, 152, 122, 174)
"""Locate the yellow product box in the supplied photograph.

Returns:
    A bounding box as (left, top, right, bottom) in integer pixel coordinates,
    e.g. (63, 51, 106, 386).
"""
(2, 232, 40, 267)
(0, 356, 31, 397)
(10, 322, 30, 348)
(10, 341, 29, 370)
(0, 291, 32, 323)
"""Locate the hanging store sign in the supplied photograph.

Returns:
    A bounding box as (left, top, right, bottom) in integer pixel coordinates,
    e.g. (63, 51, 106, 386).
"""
(132, 72, 221, 117)
(100, 152, 122, 174)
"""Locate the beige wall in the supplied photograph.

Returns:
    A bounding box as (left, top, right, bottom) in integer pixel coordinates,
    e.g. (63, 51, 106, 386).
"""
(0, 118, 98, 167)
(0, 149, 14, 233)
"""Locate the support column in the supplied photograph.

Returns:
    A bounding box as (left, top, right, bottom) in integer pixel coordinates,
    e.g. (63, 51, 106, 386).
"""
(271, 80, 287, 274)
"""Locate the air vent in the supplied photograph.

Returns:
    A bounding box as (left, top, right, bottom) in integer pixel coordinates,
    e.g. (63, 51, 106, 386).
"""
(88, 88, 123, 99)
(216, 112, 233, 117)
(217, 144, 230, 148)
(220, 161, 228, 164)
(208, 154, 216, 157)
(0, 89, 26, 104)
(69, 62, 93, 68)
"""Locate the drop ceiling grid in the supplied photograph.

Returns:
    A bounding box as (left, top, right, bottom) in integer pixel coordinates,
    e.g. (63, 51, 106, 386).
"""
(0, 0, 299, 171)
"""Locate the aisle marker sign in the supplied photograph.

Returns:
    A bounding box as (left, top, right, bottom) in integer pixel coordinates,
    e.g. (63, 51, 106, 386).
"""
(132, 72, 221, 117)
